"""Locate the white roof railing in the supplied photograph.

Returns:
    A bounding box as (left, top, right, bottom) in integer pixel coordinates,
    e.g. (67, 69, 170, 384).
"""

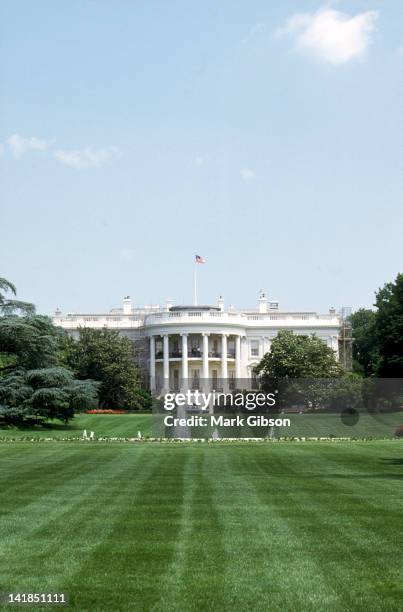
(53, 309, 341, 330)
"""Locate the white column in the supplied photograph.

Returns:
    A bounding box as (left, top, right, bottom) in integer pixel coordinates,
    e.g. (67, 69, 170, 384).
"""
(241, 336, 248, 381)
(332, 335, 339, 359)
(221, 333, 228, 381)
(150, 336, 156, 392)
(202, 333, 209, 381)
(181, 333, 188, 389)
(163, 334, 169, 391)
(235, 334, 241, 381)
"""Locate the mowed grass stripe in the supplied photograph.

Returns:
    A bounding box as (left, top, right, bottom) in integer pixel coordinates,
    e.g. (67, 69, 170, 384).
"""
(0, 445, 127, 513)
(203, 445, 340, 611)
(247, 444, 403, 611)
(155, 448, 228, 611)
(0, 443, 402, 611)
(0, 445, 155, 598)
(62, 447, 188, 611)
(310, 444, 403, 608)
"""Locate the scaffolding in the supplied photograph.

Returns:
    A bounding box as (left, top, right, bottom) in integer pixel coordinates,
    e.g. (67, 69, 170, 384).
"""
(339, 307, 353, 371)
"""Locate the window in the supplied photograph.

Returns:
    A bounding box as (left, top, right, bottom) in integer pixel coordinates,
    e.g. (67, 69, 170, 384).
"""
(250, 339, 259, 357)
(190, 336, 201, 357)
(156, 340, 163, 358)
(212, 369, 218, 387)
(210, 339, 220, 358)
(251, 370, 259, 390)
(191, 337, 200, 349)
(173, 369, 179, 391)
(191, 369, 200, 390)
(229, 371, 235, 389)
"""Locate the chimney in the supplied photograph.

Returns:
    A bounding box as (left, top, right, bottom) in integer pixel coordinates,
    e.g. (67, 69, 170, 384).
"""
(218, 296, 224, 312)
(258, 290, 268, 313)
(165, 299, 174, 312)
(329, 307, 336, 316)
(123, 296, 132, 315)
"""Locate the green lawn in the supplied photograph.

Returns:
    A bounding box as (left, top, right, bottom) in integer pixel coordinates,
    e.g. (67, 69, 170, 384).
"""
(287, 411, 402, 438)
(0, 441, 402, 611)
(0, 411, 401, 440)
(0, 413, 153, 439)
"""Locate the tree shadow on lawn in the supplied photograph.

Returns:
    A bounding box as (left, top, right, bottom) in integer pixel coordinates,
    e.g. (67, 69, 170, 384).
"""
(265, 471, 403, 481)
(380, 457, 403, 466)
(319, 472, 403, 480)
(0, 420, 78, 433)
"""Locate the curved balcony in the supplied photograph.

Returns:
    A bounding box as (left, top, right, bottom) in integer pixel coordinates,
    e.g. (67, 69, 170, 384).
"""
(155, 349, 236, 361)
(144, 309, 340, 330)
(145, 310, 243, 326)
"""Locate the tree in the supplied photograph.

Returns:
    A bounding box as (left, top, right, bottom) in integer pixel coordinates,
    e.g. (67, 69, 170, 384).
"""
(62, 328, 150, 410)
(350, 309, 380, 377)
(255, 330, 342, 380)
(254, 331, 342, 410)
(0, 277, 98, 424)
(0, 277, 35, 315)
(375, 273, 403, 377)
(0, 281, 38, 374)
(0, 315, 65, 373)
(0, 367, 98, 424)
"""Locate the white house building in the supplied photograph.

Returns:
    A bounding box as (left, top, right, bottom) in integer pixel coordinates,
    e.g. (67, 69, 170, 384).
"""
(53, 292, 342, 394)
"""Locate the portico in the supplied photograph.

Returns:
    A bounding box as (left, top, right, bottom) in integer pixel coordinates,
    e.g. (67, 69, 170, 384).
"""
(149, 331, 243, 393)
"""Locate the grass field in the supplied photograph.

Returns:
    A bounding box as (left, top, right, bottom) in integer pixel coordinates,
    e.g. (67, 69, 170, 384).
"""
(0, 414, 153, 439)
(0, 440, 402, 611)
(0, 410, 401, 439)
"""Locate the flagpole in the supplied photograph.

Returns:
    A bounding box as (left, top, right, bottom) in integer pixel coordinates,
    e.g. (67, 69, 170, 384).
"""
(194, 263, 197, 306)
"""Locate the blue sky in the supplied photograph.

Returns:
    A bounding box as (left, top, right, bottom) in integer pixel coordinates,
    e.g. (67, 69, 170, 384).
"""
(1, 0, 402, 314)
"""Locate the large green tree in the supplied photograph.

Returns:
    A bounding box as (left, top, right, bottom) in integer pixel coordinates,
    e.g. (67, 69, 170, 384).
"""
(350, 309, 380, 377)
(0, 277, 35, 316)
(0, 278, 98, 424)
(255, 331, 343, 410)
(255, 330, 342, 380)
(375, 273, 403, 377)
(0, 315, 65, 373)
(0, 367, 98, 424)
(0, 278, 36, 373)
(62, 328, 151, 410)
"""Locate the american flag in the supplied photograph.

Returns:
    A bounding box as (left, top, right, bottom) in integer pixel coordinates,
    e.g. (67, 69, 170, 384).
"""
(195, 255, 206, 264)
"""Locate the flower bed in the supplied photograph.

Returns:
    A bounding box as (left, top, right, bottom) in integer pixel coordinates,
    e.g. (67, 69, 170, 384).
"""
(85, 409, 128, 414)
(394, 425, 403, 437)
(0, 436, 401, 443)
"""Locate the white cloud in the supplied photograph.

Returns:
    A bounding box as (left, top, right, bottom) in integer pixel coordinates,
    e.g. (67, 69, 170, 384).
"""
(7, 133, 50, 158)
(242, 23, 266, 44)
(3, 134, 120, 169)
(119, 248, 135, 261)
(194, 156, 204, 167)
(240, 167, 256, 181)
(275, 8, 378, 65)
(54, 146, 119, 169)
